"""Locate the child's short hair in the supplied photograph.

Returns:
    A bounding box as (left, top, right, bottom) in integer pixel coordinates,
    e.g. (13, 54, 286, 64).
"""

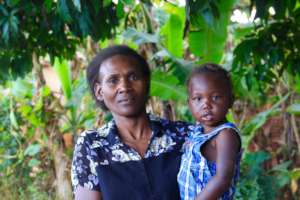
(187, 63, 233, 102)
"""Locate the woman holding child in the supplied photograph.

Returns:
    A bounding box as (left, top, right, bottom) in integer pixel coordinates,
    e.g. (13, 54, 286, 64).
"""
(71, 45, 241, 200)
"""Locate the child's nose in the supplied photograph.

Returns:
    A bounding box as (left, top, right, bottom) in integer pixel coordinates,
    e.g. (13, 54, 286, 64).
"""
(201, 99, 211, 109)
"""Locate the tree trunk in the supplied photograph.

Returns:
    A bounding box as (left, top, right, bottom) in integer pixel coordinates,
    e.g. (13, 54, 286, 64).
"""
(32, 53, 72, 200)
(52, 143, 72, 200)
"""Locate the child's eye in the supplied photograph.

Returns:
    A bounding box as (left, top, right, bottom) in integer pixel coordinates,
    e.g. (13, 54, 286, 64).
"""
(212, 95, 221, 101)
(193, 97, 202, 102)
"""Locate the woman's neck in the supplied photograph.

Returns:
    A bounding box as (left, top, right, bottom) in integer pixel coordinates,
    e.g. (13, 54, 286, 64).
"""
(113, 111, 151, 141)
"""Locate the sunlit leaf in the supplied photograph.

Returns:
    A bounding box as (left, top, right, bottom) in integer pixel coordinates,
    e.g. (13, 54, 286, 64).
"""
(123, 27, 159, 45)
(103, 0, 112, 7)
(160, 4, 185, 58)
(9, 100, 18, 129)
(188, 0, 234, 63)
(290, 168, 300, 180)
(150, 70, 186, 101)
(269, 161, 292, 172)
(28, 158, 41, 167)
(72, 0, 81, 12)
(11, 79, 33, 98)
(54, 58, 72, 100)
(24, 144, 40, 156)
(286, 103, 300, 115)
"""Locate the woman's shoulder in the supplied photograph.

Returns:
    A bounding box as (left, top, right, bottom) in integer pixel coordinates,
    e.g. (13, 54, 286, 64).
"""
(149, 114, 194, 135)
(76, 120, 115, 146)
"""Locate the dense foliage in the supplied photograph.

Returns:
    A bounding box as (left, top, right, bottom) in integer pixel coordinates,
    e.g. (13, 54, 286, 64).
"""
(1, 0, 300, 199)
(0, 0, 119, 82)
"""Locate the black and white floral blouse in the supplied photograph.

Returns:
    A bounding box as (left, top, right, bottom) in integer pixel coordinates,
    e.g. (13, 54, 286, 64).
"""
(71, 115, 192, 200)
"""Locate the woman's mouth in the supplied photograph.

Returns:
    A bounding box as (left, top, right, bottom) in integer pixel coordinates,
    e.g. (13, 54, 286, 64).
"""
(118, 97, 135, 104)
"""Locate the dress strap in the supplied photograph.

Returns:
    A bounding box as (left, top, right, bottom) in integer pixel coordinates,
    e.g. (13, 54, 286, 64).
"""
(206, 122, 240, 139)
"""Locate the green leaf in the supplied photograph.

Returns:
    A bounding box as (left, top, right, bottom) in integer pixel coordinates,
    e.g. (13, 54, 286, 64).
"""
(44, 0, 53, 12)
(243, 151, 271, 175)
(290, 168, 300, 180)
(28, 158, 41, 167)
(57, 0, 72, 22)
(242, 94, 289, 148)
(54, 58, 72, 100)
(122, 27, 159, 45)
(103, 0, 112, 7)
(150, 70, 186, 101)
(9, 99, 18, 129)
(19, 104, 32, 117)
(72, 0, 81, 12)
(269, 161, 292, 172)
(117, 1, 124, 18)
(188, 0, 234, 63)
(294, 74, 300, 95)
(41, 86, 51, 97)
(286, 103, 300, 115)
(78, 6, 92, 36)
(7, 0, 20, 6)
(160, 4, 185, 58)
(226, 109, 235, 123)
(233, 25, 253, 41)
(11, 78, 33, 98)
(24, 144, 41, 156)
(2, 21, 10, 42)
(122, 0, 134, 5)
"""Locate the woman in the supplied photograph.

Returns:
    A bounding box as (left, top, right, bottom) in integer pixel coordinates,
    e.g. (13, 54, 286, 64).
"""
(71, 45, 191, 200)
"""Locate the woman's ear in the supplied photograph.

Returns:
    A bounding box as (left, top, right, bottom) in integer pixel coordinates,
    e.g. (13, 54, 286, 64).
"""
(94, 82, 103, 101)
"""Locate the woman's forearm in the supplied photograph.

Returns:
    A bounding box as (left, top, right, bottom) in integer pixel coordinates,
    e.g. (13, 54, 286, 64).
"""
(75, 186, 102, 200)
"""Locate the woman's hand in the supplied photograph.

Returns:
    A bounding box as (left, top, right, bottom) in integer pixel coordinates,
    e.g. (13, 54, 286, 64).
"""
(75, 186, 102, 200)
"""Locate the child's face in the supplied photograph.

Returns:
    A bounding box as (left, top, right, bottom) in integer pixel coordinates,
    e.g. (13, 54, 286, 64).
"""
(188, 74, 232, 129)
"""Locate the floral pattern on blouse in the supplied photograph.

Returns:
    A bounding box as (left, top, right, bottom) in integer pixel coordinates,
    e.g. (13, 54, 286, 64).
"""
(71, 115, 193, 192)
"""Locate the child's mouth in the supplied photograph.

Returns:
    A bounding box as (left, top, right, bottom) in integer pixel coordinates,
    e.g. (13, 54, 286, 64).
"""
(201, 113, 213, 121)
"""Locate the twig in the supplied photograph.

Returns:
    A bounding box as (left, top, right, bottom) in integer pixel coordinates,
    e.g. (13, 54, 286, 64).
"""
(291, 114, 300, 152)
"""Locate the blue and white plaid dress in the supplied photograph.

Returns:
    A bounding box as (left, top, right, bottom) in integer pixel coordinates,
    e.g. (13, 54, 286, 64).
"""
(177, 122, 241, 200)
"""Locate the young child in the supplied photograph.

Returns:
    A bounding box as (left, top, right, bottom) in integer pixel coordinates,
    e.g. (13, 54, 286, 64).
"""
(177, 63, 242, 200)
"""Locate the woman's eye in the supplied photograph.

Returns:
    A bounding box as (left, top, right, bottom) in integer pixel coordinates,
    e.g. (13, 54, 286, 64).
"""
(106, 77, 118, 85)
(129, 74, 138, 81)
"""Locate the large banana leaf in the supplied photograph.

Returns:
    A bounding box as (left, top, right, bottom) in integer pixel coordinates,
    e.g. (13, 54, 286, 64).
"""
(188, 0, 234, 63)
(53, 58, 72, 100)
(160, 3, 185, 58)
(150, 70, 186, 101)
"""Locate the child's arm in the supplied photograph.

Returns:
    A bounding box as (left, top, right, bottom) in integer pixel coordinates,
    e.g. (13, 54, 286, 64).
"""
(195, 128, 240, 200)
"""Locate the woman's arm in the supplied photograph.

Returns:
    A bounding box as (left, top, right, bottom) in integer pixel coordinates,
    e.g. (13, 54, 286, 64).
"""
(75, 186, 101, 200)
(71, 132, 102, 200)
(195, 129, 240, 200)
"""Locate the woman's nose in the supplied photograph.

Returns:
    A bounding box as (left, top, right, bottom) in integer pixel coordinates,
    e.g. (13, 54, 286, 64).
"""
(118, 78, 131, 92)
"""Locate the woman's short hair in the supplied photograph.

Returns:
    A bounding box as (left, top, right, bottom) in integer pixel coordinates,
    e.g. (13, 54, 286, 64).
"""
(86, 45, 151, 110)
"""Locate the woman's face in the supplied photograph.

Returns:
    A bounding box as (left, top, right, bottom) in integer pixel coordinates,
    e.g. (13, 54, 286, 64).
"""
(94, 55, 149, 118)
